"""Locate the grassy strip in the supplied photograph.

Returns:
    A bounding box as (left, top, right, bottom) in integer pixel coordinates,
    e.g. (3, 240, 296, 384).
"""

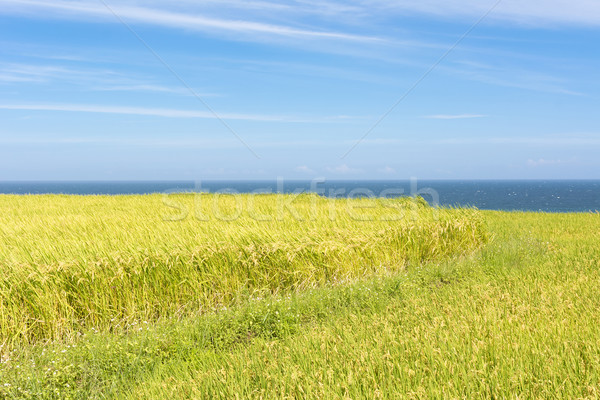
(125, 211, 600, 399)
(1, 261, 435, 399)
(0, 194, 486, 344)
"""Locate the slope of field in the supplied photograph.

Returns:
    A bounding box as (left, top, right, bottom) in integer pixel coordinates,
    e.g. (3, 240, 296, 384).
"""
(0, 194, 485, 344)
(3, 198, 599, 399)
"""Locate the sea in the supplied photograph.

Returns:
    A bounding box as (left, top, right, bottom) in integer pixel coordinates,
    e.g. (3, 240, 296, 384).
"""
(1, 180, 599, 213)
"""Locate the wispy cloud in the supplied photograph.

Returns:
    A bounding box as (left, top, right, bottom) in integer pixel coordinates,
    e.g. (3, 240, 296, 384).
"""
(0, 73, 38, 83)
(0, 63, 90, 83)
(0, 62, 215, 96)
(423, 114, 487, 120)
(440, 60, 584, 96)
(0, 103, 356, 122)
(354, 0, 600, 26)
(0, 0, 382, 42)
(349, 136, 600, 147)
(433, 135, 600, 146)
(294, 165, 316, 174)
(148, 0, 365, 17)
(378, 166, 396, 174)
(326, 163, 363, 174)
(94, 84, 219, 96)
(13, 0, 597, 27)
(527, 158, 565, 167)
(3, 134, 600, 150)
(0, 62, 124, 85)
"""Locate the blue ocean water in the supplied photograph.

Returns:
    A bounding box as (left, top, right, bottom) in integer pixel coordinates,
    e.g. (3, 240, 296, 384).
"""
(0, 180, 599, 213)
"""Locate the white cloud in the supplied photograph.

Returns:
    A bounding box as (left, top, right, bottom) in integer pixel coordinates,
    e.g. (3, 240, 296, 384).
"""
(0, 62, 218, 97)
(294, 165, 316, 173)
(434, 136, 600, 146)
(0, 63, 90, 83)
(527, 158, 565, 167)
(0, 103, 307, 122)
(360, 0, 600, 26)
(326, 163, 362, 174)
(11, 0, 599, 27)
(440, 60, 584, 96)
(94, 84, 218, 96)
(3, 134, 599, 151)
(0, 62, 124, 85)
(378, 166, 396, 174)
(0, 73, 38, 83)
(0, 0, 381, 42)
(423, 114, 487, 120)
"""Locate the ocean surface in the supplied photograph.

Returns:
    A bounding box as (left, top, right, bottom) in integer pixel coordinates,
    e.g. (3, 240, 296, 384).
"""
(1, 180, 599, 213)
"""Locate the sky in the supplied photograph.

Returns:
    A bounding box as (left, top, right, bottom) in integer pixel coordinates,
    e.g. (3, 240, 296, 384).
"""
(1, 0, 599, 180)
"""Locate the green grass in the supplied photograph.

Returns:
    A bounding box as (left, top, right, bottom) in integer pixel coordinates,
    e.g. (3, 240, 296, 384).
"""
(2, 196, 600, 399)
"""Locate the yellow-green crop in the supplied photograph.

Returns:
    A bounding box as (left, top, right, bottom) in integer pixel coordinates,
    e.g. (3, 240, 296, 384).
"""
(0, 194, 486, 344)
(2, 206, 599, 399)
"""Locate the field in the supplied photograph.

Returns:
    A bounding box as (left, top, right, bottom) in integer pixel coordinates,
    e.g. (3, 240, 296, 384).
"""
(1, 194, 600, 399)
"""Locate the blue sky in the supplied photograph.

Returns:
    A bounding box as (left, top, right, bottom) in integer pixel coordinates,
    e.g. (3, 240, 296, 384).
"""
(1, 0, 599, 180)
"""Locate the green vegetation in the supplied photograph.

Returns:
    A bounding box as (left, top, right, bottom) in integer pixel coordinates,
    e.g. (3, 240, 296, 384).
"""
(2, 195, 600, 399)
(0, 194, 484, 344)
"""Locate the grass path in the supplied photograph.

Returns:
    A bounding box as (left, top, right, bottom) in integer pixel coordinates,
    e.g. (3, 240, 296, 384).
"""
(2, 210, 600, 398)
